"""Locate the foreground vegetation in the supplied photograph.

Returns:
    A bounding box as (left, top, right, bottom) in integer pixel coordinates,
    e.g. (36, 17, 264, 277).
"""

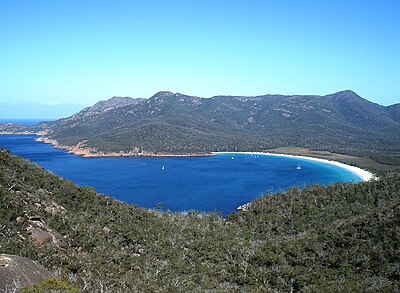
(0, 147, 399, 292)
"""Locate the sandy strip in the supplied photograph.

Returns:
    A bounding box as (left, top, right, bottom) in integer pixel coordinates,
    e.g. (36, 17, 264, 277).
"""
(212, 151, 376, 182)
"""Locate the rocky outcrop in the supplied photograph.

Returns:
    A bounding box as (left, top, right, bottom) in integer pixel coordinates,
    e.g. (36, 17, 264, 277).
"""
(28, 228, 68, 248)
(25, 214, 68, 248)
(237, 202, 252, 211)
(0, 254, 53, 291)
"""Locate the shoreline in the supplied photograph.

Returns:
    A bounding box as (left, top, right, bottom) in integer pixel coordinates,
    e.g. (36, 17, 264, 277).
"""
(34, 136, 213, 158)
(1, 133, 377, 213)
(213, 151, 376, 182)
(0, 133, 376, 180)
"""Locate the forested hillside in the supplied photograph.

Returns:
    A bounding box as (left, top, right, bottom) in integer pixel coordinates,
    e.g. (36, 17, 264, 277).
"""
(1, 148, 399, 292)
(1, 90, 399, 160)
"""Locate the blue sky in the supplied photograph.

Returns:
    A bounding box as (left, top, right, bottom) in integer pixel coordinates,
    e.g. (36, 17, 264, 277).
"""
(0, 0, 399, 118)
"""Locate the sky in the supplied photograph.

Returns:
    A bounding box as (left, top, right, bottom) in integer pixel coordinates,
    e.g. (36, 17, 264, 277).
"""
(0, 0, 399, 119)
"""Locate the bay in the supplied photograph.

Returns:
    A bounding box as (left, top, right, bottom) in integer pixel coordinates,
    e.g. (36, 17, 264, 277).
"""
(0, 134, 361, 214)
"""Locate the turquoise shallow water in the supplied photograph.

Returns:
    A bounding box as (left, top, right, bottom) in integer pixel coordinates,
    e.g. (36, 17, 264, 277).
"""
(0, 134, 361, 214)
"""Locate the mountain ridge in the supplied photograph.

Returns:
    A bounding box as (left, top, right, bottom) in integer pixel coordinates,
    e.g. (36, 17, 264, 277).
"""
(1, 90, 399, 160)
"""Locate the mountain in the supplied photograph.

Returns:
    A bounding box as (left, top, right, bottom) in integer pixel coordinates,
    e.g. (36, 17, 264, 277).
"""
(30, 91, 400, 153)
(30, 96, 145, 132)
(1, 148, 399, 291)
(67, 96, 145, 120)
(387, 103, 400, 123)
(2, 90, 400, 158)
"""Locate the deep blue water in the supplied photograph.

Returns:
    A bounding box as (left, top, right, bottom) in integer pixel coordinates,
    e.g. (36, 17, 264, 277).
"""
(0, 134, 362, 214)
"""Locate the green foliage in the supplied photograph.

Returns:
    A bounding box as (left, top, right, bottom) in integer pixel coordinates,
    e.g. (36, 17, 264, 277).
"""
(0, 148, 399, 292)
(45, 91, 400, 162)
(20, 278, 79, 293)
(2, 90, 400, 161)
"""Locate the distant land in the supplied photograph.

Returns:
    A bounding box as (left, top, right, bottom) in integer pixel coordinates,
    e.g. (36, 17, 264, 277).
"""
(1, 90, 399, 169)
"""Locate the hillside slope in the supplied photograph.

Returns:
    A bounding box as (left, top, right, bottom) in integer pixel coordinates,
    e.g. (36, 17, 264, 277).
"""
(15, 90, 398, 158)
(0, 148, 399, 291)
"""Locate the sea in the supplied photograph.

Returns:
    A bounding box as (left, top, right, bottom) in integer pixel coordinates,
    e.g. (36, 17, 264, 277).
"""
(0, 133, 362, 215)
(0, 118, 53, 126)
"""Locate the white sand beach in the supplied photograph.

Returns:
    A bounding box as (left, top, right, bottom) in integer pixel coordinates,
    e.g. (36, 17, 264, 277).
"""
(213, 151, 375, 182)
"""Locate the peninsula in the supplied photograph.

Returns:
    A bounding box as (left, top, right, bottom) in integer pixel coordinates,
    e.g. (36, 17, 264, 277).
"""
(1, 90, 399, 172)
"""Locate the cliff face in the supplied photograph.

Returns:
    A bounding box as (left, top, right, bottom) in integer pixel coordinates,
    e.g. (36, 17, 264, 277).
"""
(0, 254, 53, 291)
